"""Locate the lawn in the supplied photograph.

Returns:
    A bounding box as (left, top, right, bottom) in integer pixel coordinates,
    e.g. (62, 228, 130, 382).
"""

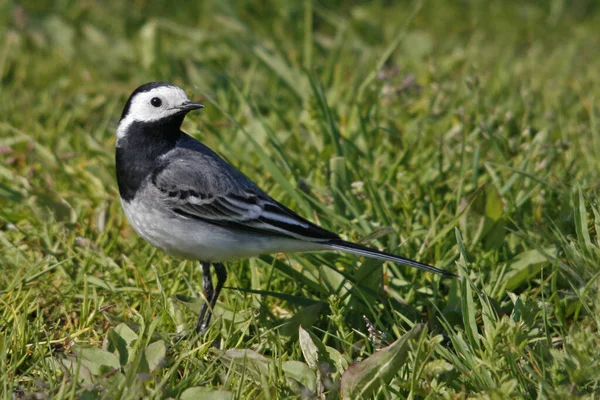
(1, 0, 600, 398)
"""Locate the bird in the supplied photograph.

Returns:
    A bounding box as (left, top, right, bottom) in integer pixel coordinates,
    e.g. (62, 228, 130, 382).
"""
(115, 82, 453, 334)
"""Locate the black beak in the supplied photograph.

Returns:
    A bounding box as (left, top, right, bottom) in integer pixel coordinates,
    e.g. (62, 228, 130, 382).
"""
(177, 101, 204, 112)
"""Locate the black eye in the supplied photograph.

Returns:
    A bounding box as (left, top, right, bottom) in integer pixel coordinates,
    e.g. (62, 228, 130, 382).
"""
(150, 97, 162, 107)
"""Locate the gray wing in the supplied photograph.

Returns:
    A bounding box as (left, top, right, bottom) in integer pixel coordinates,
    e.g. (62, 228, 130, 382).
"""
(151, 141, 339, 241)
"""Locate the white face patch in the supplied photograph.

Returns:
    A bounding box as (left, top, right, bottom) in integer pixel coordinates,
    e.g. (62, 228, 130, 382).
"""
(116, 85, 192, 144)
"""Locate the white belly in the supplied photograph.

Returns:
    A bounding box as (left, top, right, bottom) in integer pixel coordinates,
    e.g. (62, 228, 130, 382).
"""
(121, 197, 322, 262)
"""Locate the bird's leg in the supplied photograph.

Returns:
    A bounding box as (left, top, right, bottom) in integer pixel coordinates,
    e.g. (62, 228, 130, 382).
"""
(198, 263, 227, 334)
(196, 261, 213, 333)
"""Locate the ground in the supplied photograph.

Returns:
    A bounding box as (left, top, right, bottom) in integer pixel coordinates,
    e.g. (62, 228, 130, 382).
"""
(1, 0, 600, 398)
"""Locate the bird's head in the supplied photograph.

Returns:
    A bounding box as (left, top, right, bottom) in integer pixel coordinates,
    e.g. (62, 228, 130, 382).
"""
(117, 82, 203, 142)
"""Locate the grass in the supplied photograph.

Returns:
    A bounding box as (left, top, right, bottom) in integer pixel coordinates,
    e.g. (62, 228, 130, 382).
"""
(1, 0, 600, 398)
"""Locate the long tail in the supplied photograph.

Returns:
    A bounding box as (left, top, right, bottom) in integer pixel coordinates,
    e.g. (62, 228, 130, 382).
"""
(325, 239, 455, 277)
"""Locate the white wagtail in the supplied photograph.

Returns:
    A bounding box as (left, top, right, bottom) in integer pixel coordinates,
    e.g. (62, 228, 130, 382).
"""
(115, 82, 453, 334)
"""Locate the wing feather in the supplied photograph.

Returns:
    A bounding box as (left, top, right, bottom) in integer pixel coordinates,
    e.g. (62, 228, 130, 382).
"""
(152, 144, 339, 241)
